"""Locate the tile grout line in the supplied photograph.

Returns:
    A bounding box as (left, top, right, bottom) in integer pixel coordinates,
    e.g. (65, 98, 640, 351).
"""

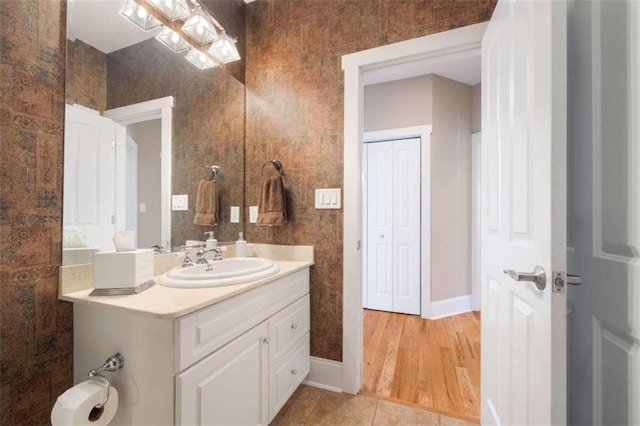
(370, 398, 379, 425)
(303, 389, 324, 425)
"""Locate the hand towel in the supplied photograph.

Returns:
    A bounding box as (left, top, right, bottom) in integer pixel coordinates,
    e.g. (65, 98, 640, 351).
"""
(257, 175, 287, 226)
(194, 179, 218, 226)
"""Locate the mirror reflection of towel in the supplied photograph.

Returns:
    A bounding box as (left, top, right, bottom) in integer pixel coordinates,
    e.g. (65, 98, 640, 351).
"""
(194, 179, 218, 226)
(257, 175, 287, 226)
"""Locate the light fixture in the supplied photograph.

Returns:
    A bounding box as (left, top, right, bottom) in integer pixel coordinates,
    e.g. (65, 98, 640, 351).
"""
(181, 6, 217, 45)
(147, 0, 191, 21)
(155, 26, 190, 52)
(208, 31, 240, 64)
(119, 0, 240, 71)
(119, 0, 161, 31)
(185, 47, 218, 70)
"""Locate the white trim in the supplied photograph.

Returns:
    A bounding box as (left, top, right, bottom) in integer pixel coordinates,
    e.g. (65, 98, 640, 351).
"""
(362, 126, 432, 319)
(104, 96, 173, 248)
(342, 24, 487, 395)
(471, 132, 481, 311)
(302, 356, 343, 393)
(428, 295, 474, 320)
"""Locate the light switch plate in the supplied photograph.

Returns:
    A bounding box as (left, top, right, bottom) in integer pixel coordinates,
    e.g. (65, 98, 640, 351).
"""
(249, 206, 258, 223)
(171, 194, 188, 211)
(315, 188, 341, 209)
(230, 206, 240, 223)
(139, 203, 146, 213)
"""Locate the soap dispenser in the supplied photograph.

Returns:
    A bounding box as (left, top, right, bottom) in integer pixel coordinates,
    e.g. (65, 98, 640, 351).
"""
(236, 232, 246, 257)
(204, 231, 217, 249)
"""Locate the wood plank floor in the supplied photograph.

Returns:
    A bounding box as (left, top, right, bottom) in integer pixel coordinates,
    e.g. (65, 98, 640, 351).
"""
(361, 309, 481, 423)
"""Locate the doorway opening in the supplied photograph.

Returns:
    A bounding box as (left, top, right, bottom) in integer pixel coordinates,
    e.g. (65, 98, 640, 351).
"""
(359, 61, 481, 421)
(104, 96, 173, 249)
(342, 21, 487, 422)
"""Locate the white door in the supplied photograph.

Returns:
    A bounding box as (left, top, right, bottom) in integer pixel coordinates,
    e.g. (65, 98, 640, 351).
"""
(176, 322, 269, 425)
(63, 104, 116, 251)
(481, 1, 567, 425)
(365, 138, 421, 315)
(567, 1, 640, 424)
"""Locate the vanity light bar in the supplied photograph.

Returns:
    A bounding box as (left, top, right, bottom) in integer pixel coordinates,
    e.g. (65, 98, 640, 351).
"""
(125, 0, 240, 70)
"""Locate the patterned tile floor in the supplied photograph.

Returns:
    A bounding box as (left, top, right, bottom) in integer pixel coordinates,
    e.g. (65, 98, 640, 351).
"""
(271, 385, 479, 426)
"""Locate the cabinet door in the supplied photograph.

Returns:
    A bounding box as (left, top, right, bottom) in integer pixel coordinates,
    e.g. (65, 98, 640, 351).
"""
(177, 322, 269, 426)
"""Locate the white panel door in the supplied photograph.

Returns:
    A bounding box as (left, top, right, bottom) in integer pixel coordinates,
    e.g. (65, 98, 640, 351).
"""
(177, 322, 269, 426)
(567, 1, 640, 424)
(63, 104, 116, 251)
(481, 1, 567, 425)
(366, 141, 394, 312)
(365, 138, 421, 315)
(392, 138, 421, 315)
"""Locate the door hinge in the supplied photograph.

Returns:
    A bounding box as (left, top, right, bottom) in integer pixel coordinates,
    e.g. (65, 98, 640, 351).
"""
(357, 241, 361, 250)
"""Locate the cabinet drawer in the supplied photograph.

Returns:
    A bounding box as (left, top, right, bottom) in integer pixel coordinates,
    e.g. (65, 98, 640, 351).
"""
(269, 334, 310, 422)
(176, 269, 309, 372)
(269, 295, 309, 365)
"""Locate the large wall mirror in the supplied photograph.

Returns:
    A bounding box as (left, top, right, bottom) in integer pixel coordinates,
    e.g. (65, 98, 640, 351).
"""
(63, 0, 246, 265)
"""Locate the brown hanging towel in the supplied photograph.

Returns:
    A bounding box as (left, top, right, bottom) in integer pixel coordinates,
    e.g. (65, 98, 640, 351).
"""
(257, 165, 287, 227)
(194, 179, 218, 226)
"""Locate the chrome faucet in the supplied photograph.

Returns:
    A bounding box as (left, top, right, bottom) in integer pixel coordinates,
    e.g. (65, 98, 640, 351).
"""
(196, 247, 224, 264)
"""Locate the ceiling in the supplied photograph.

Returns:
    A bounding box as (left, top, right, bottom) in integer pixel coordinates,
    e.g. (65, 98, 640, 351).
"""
(67, 0, 160, 53)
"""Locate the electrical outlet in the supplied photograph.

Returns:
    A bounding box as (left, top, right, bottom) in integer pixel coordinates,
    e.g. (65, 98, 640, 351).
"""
(249, 206, 258, 223)
(230, 206, 240, 223)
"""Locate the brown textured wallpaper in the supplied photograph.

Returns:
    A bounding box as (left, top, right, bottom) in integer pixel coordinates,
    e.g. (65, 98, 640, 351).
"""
(244, 0, 496, 361)
(107, 39, 245, 246)
(65, 39, 107, 112)
(0, 0, 71, 424)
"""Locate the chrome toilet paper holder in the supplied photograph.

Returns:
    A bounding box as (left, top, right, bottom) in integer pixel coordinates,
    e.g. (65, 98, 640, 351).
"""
(88, 353, 124, 411)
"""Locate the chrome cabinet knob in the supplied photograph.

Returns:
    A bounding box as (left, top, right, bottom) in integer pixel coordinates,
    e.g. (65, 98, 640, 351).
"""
(291, 323, 298, 330)
(291, 369, 297, 375)
(263, 337, 270, 344)
(503, 265, 546, 290)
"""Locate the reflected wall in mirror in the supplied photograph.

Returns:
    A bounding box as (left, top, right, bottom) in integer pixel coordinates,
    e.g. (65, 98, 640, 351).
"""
(63, 0, 245, 265)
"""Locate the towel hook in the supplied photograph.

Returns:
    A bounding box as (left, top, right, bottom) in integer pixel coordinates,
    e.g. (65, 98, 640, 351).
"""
(200, 165, 220, 182)
(261, 159, 283, 176)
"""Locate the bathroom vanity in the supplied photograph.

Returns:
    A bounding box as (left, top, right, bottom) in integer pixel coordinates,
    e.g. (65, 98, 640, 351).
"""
(60, 246, 313, 425)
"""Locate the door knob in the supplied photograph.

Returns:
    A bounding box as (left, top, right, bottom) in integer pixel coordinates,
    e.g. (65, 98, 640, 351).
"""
(503, 265, 546, 290)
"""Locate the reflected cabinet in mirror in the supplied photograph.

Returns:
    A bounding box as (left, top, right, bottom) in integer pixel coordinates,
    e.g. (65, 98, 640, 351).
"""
(63, 0, 246, 265)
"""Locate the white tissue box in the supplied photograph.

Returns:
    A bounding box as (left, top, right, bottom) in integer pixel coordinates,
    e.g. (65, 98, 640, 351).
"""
(93, 249, 154, 289)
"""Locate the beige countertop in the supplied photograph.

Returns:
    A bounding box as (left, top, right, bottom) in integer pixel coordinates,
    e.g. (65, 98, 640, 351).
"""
(59, 244, 314, 320)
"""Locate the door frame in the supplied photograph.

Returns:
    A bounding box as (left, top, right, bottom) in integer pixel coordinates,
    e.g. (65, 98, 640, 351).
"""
(104, 96, 173, 248)
(362, 126, 432, 318)
(341, 23, 487, 394)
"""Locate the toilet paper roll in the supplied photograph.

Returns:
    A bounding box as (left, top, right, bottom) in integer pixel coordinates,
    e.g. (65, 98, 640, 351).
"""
(51, 380, 118, 426)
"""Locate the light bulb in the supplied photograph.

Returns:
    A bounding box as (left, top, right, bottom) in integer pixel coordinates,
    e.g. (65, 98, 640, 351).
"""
(137, 6, 147, 19)
(124, 8, 133, 16)
(164, 0, 171, 7)
(171, 32, 179, 43)
(199, 52, 206, 61)
(197, 23, 204, 35)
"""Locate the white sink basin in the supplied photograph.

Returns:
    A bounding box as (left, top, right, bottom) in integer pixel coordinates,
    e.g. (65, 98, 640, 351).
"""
(158, 257, 280, 288)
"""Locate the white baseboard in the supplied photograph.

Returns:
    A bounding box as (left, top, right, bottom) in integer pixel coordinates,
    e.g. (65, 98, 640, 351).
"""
(303, 356, 343, 393)
(429, 295, 474, 320)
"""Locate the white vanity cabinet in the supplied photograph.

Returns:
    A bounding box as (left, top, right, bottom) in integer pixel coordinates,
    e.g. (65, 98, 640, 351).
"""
(73, 267, 310, 426)
(176, 271, 310, 425)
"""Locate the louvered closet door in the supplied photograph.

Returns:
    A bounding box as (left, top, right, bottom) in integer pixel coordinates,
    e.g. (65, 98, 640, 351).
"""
(365, 137, 421, 315)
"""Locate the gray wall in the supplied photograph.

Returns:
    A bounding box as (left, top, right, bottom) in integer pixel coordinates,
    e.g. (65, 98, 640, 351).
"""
(128, 120, 162, 249)
(364, 75, 433, 131)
